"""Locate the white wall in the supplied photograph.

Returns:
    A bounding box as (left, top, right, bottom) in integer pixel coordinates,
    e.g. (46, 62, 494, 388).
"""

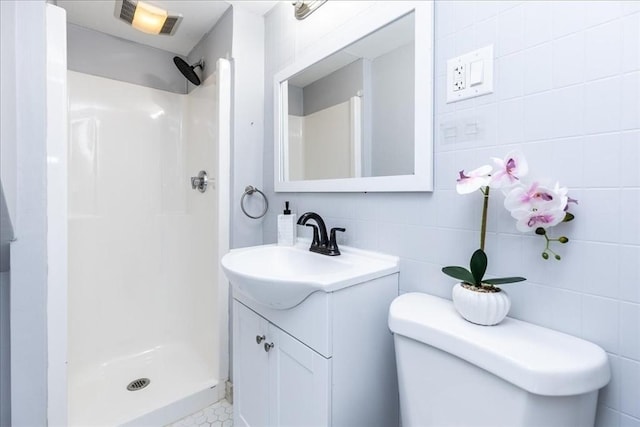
(0, 272, 10, 427)
(67, 24, 187, 94)
(230, 7, 265, 249)
(187, 8, 233, 92)
(66, 5, 233, 95)
(184, 72, 223, 374)
(0, 0, 17, 235)
(263, 1, 640, 426)
(9, 0, 49, 425)
(0, 0, 17, 305)
(46, 5, 68, 426)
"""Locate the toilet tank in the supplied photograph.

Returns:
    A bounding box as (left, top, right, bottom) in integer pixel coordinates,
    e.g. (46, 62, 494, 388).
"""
(388, 293, 611, 427)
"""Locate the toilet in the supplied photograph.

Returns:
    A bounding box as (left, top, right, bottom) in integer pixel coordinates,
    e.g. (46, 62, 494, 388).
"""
(388, 293, 611, 427)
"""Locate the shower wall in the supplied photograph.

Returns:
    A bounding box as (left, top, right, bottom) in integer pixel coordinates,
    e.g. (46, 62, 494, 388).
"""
(67, 70, 220, 415)
(66, 9, 233, 95)
(66, 24, 186, 94)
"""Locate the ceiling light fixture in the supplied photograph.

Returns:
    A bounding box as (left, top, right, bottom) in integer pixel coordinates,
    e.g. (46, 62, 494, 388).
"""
(115, 0, 182, 36)
(292, 0, 326, 20)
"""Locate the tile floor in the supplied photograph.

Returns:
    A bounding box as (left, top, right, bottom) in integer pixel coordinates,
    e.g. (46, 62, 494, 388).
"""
(166, 399, 233, 427)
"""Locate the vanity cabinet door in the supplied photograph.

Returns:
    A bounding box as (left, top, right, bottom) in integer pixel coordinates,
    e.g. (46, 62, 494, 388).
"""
(268, 324, 331, 427)
(234, 301, 270, 427)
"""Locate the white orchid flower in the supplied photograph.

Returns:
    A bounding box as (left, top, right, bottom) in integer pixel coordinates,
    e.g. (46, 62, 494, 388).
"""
(510, 206, 567, 232)
(506, 181, 569, 232)
(504, 181, 568, 213)
(456, 165, 492, 194)
(451, 151, 575, 262)
(490, 151, 528, 189)
(553, 182, 570, 210)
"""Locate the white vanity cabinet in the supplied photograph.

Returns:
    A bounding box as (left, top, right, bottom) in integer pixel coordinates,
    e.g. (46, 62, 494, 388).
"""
(232, 273, 399, 427)
(234, 301, 330, 427)
(233, 301, 270, 427)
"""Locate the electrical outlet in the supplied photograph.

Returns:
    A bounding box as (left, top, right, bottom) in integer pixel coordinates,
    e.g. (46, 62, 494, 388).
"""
(453, 65, 466, 91)
(446, 45, 494, 103)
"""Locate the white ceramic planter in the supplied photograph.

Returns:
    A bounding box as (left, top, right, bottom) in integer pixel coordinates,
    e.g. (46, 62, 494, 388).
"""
(452, 283, 511, 326)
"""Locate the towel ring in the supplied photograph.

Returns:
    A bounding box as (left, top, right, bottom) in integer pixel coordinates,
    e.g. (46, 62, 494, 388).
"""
(241, 185, 268, 219)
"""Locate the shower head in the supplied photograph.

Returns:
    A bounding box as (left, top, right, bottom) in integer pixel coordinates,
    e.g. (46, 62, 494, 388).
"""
(173, 57, 204, 86)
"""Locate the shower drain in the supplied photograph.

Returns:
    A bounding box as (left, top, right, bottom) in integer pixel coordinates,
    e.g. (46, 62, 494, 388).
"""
(126, 378, 150, 391)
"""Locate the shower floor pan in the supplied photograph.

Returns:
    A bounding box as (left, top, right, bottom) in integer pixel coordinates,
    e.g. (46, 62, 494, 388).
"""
(69, 343, 220, 426)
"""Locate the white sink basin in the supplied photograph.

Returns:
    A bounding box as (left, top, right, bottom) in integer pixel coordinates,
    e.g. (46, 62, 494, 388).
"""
(221, 241, 399, 309)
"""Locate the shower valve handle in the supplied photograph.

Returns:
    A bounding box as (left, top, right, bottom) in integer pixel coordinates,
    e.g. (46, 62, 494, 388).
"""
(190, 170, 208, 193)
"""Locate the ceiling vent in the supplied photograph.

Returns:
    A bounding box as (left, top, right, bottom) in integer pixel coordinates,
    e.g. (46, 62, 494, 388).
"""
(115, 0, 182, 36)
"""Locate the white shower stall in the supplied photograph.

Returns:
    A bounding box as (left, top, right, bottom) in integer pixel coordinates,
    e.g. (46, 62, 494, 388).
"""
(287, 96, 362, 181)
(66, 60, 231, 426)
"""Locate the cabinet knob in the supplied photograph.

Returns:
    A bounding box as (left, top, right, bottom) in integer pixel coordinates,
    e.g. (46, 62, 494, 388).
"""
(264, 342, 274, 352)
(256, 335, 266, 344)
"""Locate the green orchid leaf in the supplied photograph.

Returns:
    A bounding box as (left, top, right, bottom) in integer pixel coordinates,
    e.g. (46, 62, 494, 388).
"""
(470, 249, 487, 285)
(442, 266, 476, 285)
(483, 276, 527, 285)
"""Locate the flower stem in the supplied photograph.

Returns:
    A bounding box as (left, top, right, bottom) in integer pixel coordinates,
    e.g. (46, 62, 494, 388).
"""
(542, 233, 564, 260)
(480, 187, 490, 251)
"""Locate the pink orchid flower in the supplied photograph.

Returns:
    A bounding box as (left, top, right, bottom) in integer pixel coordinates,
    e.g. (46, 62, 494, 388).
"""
(490, 151, 528, 189)
(456, 165, 492, 194)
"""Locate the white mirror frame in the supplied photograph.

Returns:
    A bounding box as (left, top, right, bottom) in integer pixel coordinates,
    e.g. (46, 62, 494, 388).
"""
(274, 1, 434, 193)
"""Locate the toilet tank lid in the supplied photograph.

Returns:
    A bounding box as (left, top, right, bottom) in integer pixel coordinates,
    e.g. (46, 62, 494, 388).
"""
(388, 293, 610, 396)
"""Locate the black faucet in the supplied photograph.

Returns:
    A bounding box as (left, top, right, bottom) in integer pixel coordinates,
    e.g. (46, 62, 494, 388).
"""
(297, 212, 345, 256)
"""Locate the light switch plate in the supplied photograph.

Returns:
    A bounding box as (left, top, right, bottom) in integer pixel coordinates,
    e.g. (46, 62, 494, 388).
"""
(469, 60, 484, 86)
(446, 45, 494, 103)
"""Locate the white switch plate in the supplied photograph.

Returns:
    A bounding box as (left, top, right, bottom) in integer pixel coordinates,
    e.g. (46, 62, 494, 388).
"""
(446, 45, 494, 103)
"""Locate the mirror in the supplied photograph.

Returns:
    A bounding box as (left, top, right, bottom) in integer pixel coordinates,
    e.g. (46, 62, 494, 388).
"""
(274, 2, 434, 192)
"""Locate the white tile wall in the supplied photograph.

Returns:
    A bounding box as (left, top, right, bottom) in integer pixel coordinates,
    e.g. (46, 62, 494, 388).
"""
(620, 358, 640, 419)
(620, 245, 640, 303)
(523, 42, 553, 95)
(262, 2, 640, 425)
(598, 406, 622, 427)
(552, 33, 584, 88)
(498, 53, 524, 100)
(620, 302, 640, 361)
(585, 21, 623, 81)
(523, 1, 552, 47)
(621, 414, 640, 427)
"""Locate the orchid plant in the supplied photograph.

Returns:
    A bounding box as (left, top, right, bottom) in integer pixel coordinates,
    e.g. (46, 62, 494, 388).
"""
(442, 151, 577, 291)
